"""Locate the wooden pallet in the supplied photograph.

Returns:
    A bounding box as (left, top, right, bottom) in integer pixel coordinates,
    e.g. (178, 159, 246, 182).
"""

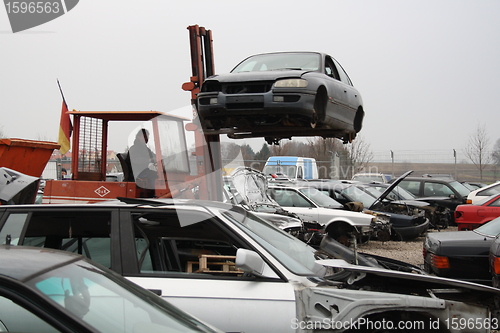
(186, 254, 243, 274)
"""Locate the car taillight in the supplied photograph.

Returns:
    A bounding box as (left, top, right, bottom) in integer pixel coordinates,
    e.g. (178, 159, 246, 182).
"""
(493, 256, 500, 275)
(466, 199, 472, 204)
(430, 253, 450, 269)
(454, 211, 463, 219)
(422, 247, 427, 259)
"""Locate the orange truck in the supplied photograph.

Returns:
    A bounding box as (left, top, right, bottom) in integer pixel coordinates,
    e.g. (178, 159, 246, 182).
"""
(41, 110, 211, 204)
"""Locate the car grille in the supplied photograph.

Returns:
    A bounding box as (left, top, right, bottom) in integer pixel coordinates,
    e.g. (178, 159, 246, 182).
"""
(223, 81, 274, 94)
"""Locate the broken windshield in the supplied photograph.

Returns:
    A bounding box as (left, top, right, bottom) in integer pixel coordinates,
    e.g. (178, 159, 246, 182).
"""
(231, 52, 321, 73)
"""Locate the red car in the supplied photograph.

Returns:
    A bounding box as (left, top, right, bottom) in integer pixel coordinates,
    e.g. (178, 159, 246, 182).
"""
(454, 193, 500, 230)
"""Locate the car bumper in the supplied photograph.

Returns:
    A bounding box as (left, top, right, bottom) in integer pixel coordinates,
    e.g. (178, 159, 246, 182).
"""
(456, 221, 483, 231)
(424, 252, 492, 284)
(197, 91, 316, 120)
(393, 218, 430, 240)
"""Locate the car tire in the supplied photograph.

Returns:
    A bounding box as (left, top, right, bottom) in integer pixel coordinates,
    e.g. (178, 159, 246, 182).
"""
(313, 87, 327, 127)
(327, 222, 357, 247)
(354, 107, 364, 133)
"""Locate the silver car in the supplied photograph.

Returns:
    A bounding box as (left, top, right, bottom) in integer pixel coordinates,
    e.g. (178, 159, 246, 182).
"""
(197, 51, 364, 144)
(1, 202, 498, 332)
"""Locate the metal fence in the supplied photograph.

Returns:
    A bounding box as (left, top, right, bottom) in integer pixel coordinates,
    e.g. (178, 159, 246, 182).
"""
(50, 149, 500, 184)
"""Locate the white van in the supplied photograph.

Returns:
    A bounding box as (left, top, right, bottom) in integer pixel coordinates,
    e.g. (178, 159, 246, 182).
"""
(262, 156, 318, 180)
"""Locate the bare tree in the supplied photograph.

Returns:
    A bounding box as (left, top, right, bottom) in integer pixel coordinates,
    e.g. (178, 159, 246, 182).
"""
(305, 137, 343, 178)
(463, 123, 491, 181)
(492, 138, 500, 166)
(345, 135, 374, 175)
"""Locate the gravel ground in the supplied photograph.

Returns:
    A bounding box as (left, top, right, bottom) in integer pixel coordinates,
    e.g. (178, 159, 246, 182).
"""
(357, 226, 458, 267)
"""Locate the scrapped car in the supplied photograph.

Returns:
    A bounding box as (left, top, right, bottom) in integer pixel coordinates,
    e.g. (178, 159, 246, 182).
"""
(268, 184, 392, 244)
(467, 181, 500, 204)
(0, 245, 220, 333)
(461, 181, 487, 191)
(454, 193, 500, 230)
(423, 216, 500, 285)
(394, 176, 471, 225)
(490, 235, 500, 288)
(223, 167, 322, 244)
(197, 51, 365, 144)
(1, 202, 499, 333)
(351, 172, 391, 183)
(306, 178, 430, 241)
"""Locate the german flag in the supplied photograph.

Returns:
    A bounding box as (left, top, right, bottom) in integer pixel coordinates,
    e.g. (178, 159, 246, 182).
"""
(57, 80, 72, 155)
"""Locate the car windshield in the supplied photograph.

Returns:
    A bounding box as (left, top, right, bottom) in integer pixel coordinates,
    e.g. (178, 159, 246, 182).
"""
(298, 187, 344, 208)
(475, 193, 500, 206)
(363, 185, 416, 201)
(222, 208, 320, 276)
(352, 174, 385, 182)
(27, 259, 218, 332)
(478, 182, 500, 197)
(231, 52, 321, 73)
(449, 181, 472, 197)
(474, 217, 500, 237)
(341, 186, 376, 207)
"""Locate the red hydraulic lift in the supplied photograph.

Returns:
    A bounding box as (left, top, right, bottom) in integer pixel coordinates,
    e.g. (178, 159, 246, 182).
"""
(183, 25, 223, 201)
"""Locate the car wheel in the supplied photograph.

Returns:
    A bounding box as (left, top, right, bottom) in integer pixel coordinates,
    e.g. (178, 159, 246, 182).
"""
(327, 222, 357, 247)
(313, 87, 327, 127)
(354, 107, 364, 133)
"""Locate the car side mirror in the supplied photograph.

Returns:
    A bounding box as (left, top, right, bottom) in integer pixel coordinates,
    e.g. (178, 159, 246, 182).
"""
(235, 248, 279, 278)
(449, 194, 456, 199)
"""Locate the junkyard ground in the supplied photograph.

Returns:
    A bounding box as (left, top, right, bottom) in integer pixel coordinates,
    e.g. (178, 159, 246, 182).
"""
(358, 226, 458, 267)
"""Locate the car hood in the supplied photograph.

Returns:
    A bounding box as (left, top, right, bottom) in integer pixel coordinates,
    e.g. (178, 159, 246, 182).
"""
(252, 211, 303, 230)
(208, 69, 310, 83)
(369, 170, 413, 209)
(425, 230, 494, 255)
(317, 258, 500, 295)
(319, 235, 425, 274)
(0, 167, 40, 204)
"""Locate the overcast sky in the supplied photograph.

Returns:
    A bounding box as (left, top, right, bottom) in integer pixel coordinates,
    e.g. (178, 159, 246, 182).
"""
(1, 0, 499, 157)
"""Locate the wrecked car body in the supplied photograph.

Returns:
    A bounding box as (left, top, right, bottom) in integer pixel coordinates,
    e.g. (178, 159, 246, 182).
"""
(268, 183, 392, 245)
(0, 167, 40, 205)
(305, 172, 437, 240)
(1, 201, 499, 333)
(223, 167, 323, 244)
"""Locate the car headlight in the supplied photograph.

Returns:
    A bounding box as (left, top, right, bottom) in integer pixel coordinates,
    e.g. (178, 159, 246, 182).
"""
(274, 79, 308, 88)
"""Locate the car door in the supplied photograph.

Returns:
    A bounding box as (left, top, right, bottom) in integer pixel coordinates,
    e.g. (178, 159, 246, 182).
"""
(332, 56, 361, 111)
(483, 196, 500, 220)
(119, 208, 297, 333)
(0, 207, 118, 271)
(324, 55, 358, 125)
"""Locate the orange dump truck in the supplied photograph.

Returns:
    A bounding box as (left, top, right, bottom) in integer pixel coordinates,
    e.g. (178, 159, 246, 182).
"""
(0, 138, 60, 178)
(0, 138, 60, 204)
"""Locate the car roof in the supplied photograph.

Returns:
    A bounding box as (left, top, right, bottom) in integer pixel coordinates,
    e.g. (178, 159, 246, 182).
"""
(0, 199, 235, 211)
(396, 177, 456, 183)
(0, 245, 82, 281)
